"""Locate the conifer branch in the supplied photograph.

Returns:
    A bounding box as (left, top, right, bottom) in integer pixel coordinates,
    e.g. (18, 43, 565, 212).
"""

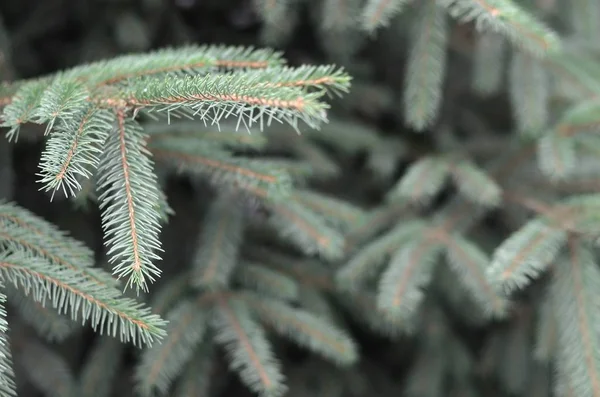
(244, 65, 351, 96)
(123, 72, 334, 131)
(265, 200, 345, 261)
(0, 251, 166, 347)
(449, 161, 502, 207)
(0, 79, 48, 141)
(533, 292, 556, 363)
(136, 300, 208, 397)
(403, 0, 448, 131)
(0, 45, 350, 298)
(544, 52, 600, 100)
(538, 130, 576, 182)
(550, 239, 600, 397)
(337, 220, 426, 292)
(173, 343, 215, 397)
(321, 0, 362, 32)
(0, 202, 117, 288)
(442, 233, 509, 318)
(361, 0, 414, 33)
(377, 232, 442, 321)
(438, 0, 561, 56)
(556, 99, 600, 137)
(148, 138, 292, 200)
(32, 76, 90, 134)
(72, 45, 285, 88)
(0, 202, 93, 264)
(509, 50, 548, 136)
(236, 262, 299, 302)
(0, 287, 15, 397)
(96, 111, 163, 292)
(487, 218, 567, 293)
(37, 106, 112, 198)
(191, 194, 245, 290)
(211, 296, 286, 397)
(245, 293, 358, 365)
(245, 246, 335, 292)
(293, 189, 367, 231)
(387, 156, 449, 203)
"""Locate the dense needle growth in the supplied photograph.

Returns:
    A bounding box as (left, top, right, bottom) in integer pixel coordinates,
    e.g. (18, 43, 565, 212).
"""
(1, 0, 600, 397)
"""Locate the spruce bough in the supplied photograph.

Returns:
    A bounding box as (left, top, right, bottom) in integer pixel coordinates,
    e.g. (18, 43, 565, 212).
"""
(0, 44, 352, 397)
(0, 44, 350, 293)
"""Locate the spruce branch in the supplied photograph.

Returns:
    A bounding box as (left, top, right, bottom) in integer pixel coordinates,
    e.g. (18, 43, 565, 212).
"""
(96, 111, 163, 293)
(533, 291, 556, 363)
(509, 50, 549, 136)
(568, 1, 600, 41)
(148, 138, 292, 200)
(135, 300, 209, 397)
(172, 343, 215, 397)
(556, 98, 600, 137)
(361, 0, 414, 33)
(486, 217, 568, 293)
(264, 200, 345, 262)
(0, 251, 167, 347)
(448, 160, 502, 207)
(235, 262, 299, 302)
(245, 293, 358, 366)
(122, 72, 334, 131)
(31, 76, 90, 134)
(377, 232, 443, 322)
(68, 45, 286, 88)
(0, 42, 361, 396)
(0, 287, 15, 397)
(403, 0, 448, 132)
(545, 51, 600, 100)
(438, 0, 561, 56)
(537, 130, 577, 182)
(386, 156, 449, 204)
(0, 201, 93, 265)
(321, 0, 362, 32)
(388, 155, 501, 207)
(442, 233, 509, 318)
(191, 193, 245, 291)
(37, 106, 113, 199)
(0, 79, 48, 141)
(550, 239, 600, 397)
(0, 45, 349, 297)
(211, 296, 286, 397)
(336, 220, 427, 292)
(241, 65, 351, 96)
(292, 189, 367, 232)
(0, 202, 117, 288)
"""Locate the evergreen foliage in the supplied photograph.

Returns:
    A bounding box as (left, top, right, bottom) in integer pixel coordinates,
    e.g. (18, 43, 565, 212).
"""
(2, 0, 600, 396)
